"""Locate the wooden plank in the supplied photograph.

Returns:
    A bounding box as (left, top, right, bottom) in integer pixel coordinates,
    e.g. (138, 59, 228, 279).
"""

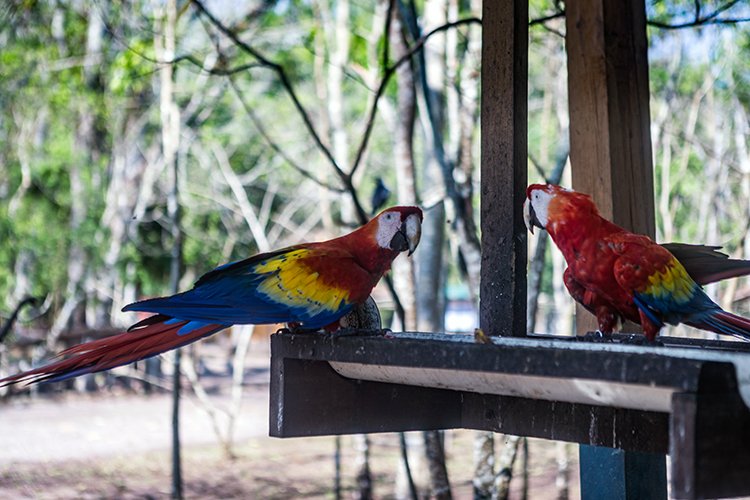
(269, 332, 750, 497)
(461, 393, 668, 453)
(480, 0, 528, 337)
(269, 358, 463, 437)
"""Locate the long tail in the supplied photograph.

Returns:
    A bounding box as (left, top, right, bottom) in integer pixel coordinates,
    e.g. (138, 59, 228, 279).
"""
(0, 318, 226, 386)
(689, 310, 750, 342)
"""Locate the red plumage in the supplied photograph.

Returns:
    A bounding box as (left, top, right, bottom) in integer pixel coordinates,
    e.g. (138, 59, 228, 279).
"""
(524, 184, 750, 342)
(1, 321, 223, 385)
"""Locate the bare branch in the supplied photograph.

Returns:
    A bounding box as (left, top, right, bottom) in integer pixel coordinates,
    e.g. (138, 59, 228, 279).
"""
(349, 17, 482, 179)
(528, 1, 750, 32)
(648, 0, 748, 29)
(529, 11, 564, 27)
(694, 0, 702, 24)
(190, 0, 348, 181)
(648, 14, 750, 29)
(226, 77, 346, 193)
(170, 55, 265, 75)
(382, 0, 396, 72)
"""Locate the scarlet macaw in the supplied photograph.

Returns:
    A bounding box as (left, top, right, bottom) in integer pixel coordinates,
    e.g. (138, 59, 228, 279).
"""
(523, 184, 750, 342)
(2, 206, 422, 385)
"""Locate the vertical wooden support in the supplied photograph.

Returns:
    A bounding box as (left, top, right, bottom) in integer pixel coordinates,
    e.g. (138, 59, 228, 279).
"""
(565, 0, 655, 236)
(671, 375, 750, 499)
(480, 0, 528, 337)
(565, 0, 655, 333)
(565, 0, 665, 496)
(580, 446, 667, 500)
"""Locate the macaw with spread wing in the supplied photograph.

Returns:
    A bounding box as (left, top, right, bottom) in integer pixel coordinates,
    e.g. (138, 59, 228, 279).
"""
(2, 206, 422, 385)
(523, 184, 750, 342)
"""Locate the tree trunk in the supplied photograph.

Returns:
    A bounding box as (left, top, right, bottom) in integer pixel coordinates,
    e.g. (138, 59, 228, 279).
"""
(493, 435, 521, 500)
(354, 434, 373, 500)
(155, 0, 182, 497)
(389, 2, 418, 331)
(473, 432, 494, 499)
(555, 442, 571, 500)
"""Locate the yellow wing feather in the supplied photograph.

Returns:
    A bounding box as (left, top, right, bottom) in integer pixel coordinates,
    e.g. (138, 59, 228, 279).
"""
(643, 258, 695, 304)
(254, 249, 352, 314)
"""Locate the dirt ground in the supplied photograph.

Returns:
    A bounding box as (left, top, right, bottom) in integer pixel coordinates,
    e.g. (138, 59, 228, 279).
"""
(0, 339, 580, 499)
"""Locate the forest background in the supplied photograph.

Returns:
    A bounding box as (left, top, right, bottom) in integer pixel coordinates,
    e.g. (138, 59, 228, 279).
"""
(2, 0, 750, 498)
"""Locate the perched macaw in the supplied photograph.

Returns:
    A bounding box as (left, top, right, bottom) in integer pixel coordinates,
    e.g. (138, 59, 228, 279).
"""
(523, 183, 750, 342)
(2, 206, 422, 385)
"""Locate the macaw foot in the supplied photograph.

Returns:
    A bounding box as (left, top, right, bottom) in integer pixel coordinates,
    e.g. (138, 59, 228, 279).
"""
(619, 334, 664, 347)
(577, 330, 614, 343)
(330, 328, 393, 339)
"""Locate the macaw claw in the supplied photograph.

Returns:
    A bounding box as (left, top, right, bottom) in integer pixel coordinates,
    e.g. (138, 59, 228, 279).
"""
(618, 334, 664, 347)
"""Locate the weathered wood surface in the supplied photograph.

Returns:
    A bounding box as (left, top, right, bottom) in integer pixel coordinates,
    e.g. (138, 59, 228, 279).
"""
(480, 0, 528, 337)
(269, 332, 750, 498)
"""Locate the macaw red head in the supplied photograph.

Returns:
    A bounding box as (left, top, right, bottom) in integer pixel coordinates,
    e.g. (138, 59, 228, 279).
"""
(372, 206, 423, 255)
(524, 183, 596, 234)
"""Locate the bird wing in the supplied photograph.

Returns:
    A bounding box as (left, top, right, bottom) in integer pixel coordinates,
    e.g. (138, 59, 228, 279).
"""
(612, 241, 714, 327)
(661, 242, 750, 285)
(124, 245, 374, 329)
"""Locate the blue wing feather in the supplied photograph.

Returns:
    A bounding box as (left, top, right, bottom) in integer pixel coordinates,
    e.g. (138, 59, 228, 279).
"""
(633, 281, 721, 326)
(124, 247, 356, 329)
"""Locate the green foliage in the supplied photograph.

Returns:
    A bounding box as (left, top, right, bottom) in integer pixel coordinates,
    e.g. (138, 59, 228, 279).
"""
(3, 0, 750, 334)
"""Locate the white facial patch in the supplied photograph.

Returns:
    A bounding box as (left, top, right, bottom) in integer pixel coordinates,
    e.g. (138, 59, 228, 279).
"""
(375, 211, 402, 249)
(529, 189, 553, 228)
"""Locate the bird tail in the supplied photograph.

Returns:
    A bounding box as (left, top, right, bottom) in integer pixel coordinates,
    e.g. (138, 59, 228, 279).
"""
(0, 317, 226, 386)
(689, 310, 750, 342)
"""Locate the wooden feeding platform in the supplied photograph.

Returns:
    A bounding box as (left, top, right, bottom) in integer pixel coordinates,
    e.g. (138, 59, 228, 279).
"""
(270, 332, 750, 499)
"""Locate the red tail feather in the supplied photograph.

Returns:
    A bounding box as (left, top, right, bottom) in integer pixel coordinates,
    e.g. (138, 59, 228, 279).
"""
(0, 320, 225, 386)
(690, 310, 750, 342)
(713, 311, 750, 341)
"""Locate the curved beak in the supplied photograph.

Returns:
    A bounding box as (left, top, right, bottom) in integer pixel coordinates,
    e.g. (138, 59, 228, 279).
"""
(390, 213, 422, 256)
(523, 199, 542, 234)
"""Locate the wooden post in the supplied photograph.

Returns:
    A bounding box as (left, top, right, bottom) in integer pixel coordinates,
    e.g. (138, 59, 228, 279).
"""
(565, 0, 655, 331)
(480, 0, 528, 337)
(579, 446, 667, 500)
(565, 0, 664, 497)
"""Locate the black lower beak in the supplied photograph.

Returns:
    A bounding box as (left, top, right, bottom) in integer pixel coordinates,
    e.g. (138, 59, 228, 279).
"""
(389, 229, 409, 253)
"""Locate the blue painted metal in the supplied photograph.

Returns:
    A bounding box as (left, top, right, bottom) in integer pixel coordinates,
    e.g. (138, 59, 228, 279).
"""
(580, 445, 667, 500)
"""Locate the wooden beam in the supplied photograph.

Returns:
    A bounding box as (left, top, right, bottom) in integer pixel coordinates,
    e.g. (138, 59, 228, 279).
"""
(564, 1, 663, 496)
(565, 0, 655, 333)
(480, 0, 528, 337)
(671, 367, 750, 499)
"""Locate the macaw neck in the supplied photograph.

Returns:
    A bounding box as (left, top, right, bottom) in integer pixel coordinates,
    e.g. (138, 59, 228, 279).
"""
(350, 240, 399, 277)
(334, 229, 399, 278)
(547, 208, 624, 262)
